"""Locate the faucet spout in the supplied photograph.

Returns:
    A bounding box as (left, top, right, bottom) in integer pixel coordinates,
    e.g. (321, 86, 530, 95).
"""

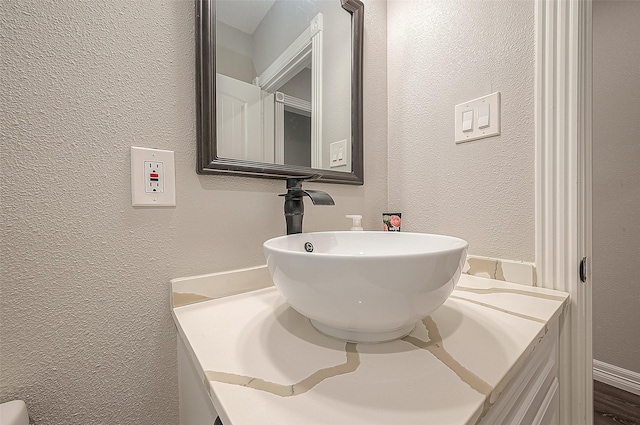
(301, 189, 335, 206)
(280, 177, 335, 234)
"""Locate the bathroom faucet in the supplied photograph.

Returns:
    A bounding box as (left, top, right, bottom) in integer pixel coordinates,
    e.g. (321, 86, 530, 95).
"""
(280, 177, 335, 235)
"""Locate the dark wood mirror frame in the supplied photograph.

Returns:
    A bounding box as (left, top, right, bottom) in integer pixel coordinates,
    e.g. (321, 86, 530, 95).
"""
(195, 0, 364, 185)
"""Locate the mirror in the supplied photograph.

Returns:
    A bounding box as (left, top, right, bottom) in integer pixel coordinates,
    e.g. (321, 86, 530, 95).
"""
(196, 0, 364, 184)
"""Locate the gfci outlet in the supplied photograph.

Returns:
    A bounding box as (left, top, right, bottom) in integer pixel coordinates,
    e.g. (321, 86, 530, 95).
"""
(131, 147, 176, 206)
(144, 161, 164, 193)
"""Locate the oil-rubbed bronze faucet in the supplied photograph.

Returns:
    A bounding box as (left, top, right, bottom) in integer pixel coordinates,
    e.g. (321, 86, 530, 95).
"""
(280, 177, 335, 235)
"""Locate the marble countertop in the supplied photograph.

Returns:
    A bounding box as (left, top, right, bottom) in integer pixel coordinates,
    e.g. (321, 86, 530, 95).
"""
(172, 270, 568, 425)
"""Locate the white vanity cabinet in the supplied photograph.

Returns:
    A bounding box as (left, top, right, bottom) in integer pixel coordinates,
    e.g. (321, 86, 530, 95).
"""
(178, 337, 219, 425)
(479, 323, 559, 425)
(172, 271, 568, 425)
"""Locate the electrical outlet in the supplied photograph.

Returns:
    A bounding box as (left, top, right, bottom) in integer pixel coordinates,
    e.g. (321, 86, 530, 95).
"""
(131, 147, 175, 206)
(144, 161, 164, 193)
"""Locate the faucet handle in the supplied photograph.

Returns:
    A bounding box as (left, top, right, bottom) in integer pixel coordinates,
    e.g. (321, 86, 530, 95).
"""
(285, 174, 322, 190)
(279, 176, 334, 206)
(280, 175, 323, 197)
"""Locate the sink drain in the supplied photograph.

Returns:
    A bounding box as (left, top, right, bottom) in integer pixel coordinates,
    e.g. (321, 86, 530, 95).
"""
(304, 242, 314, 252)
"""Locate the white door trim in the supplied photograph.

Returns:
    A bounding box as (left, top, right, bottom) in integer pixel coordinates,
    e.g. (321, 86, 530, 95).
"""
(254, 14, 323, 169)
(534, 0, 592, 423)
(274, 93, 285, 165)
(310, 15, 323, 169)
(273, 92, 313, 165)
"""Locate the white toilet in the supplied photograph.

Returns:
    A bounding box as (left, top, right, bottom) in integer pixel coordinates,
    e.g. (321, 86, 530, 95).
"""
(0, 400, 29, 425)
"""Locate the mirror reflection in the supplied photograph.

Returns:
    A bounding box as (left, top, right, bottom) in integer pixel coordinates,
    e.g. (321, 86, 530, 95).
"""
(215, 0, 352, 172)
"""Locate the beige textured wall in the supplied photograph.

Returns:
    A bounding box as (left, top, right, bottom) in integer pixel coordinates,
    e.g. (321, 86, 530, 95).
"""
(387, 0, 535, 262)
(592, 0, 640, 374)
(216, 21, 256, 83)
(0, 0, 388, 423)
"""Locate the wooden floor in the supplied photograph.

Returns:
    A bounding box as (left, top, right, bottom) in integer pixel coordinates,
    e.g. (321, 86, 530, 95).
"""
(594, 380, 640, 425)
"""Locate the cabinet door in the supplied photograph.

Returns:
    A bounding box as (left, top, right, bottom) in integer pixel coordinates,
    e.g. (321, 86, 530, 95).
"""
(479, 324, 559, 425)
(178, 337, 218, 425)
(533, 378, 560, 425)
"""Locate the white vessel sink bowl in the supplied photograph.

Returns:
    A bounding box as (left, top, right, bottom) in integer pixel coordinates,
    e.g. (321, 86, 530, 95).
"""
(263, 231, 468, 343)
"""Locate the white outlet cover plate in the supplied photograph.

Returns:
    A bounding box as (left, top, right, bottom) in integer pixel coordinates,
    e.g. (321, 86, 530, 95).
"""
(455, 92, 501, 144)
(131, 146, 176, 207)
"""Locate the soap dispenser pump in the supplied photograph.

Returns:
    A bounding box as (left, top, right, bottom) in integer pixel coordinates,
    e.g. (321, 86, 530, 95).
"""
(346, 215, 363, 231)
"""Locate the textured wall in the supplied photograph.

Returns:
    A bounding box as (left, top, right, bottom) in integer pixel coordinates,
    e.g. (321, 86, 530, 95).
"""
(0, 0, 388, 423)
(592, 0, 640, 374)
(387, 0, 535, 261)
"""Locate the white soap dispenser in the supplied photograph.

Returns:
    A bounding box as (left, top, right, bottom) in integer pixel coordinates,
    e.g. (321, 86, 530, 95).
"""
(346, 215, 363, 231)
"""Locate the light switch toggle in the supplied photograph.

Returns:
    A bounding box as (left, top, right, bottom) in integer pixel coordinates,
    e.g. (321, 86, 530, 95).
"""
(462, 110, 473, 132)
(478, 104, 490, 129)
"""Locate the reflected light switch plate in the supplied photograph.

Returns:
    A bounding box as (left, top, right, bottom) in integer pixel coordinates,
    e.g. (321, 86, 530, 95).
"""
(330, 140, 347, 168)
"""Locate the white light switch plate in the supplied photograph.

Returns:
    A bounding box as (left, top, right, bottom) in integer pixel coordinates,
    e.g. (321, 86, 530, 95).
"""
(131, 146, 176, 207)
(329, 140, 347, 168)
(454, 92, 501, 144)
